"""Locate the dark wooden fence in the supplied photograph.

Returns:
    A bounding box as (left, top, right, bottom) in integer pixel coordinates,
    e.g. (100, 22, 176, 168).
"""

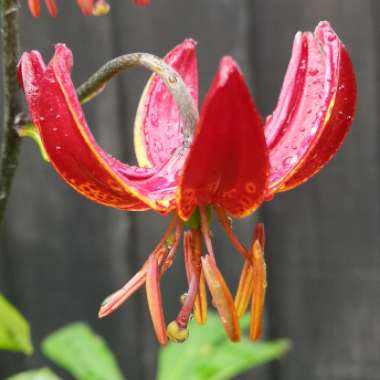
(1, 1, 378, 379)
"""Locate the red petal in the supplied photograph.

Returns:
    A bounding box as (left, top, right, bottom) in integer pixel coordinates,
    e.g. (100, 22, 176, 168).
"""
(134, 39, 198, 168)
(178, 57, 268, 220)
(28, 0, 41, 17)
(19, 45, 184, 212)
(18, 50, 46, 96)
(44, 0, 57, 16)
(76, 0, 94, 15)
(265, 22, 356, 193)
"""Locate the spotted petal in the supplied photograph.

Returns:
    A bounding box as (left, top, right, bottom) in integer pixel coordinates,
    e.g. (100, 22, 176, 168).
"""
(178, 57, 268, 220)
(19, 44, 186, 212)
(265, 21, 356, 194)
(134, 39, 198, 168)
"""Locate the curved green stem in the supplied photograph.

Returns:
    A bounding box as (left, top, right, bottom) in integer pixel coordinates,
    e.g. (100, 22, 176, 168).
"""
(0, 0, 21, 226)
(77, 52, 199, 148)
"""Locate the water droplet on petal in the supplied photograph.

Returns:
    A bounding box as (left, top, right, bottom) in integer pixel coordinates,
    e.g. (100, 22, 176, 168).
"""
(328, 34, 337, 42)
(168, 75, 177, 84)
(282, 156, 296, 168)
(309, 68, 319, 76)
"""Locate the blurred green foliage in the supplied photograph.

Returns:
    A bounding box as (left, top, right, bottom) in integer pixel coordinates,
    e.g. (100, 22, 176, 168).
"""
(0, 293, 33, 355)
(157, 313, 290, 380)
(0, 296, 290, 380)
(41, 322, 124, 380)
(6, 367, 61, 380)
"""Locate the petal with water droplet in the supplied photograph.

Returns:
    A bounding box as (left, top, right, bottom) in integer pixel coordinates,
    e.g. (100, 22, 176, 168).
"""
(178, 57, 268, 220)
(134, 39, 199, 168)
(282, 22, 357, 191)
(19, 44, 183, 212)
(265, 21, 356, 194)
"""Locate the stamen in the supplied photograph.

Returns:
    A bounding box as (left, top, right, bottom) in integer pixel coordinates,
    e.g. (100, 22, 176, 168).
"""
(199, 206, 216, 262)
(167, 321, 189, 343)
(98, 215, 179, 318)
(98, 267, 148, 318)
(234, 224, 265, 318)
(167, 273, 199, 343)
(176, 267, 200, 328)
(195, 271, 207, 325)
(253, 223, 265, 249)
(214, 206, 251, 262)
(168, 231, 202, 343)
(146, 254, 168, 345)
(183, 231, 207, 324)
(153, 215, 179, 256)
(250, 239, 267, 341)
(159, 222, 183, 273)
(201, 255, 240, 342)
(191, 230, 207, 325)
(234, 259, 254, 318)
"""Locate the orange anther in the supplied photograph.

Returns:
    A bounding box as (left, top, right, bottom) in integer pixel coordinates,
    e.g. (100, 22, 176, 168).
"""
(234, 259, 254, 318)
(202, 255, 240, 342)
(146, 254, 167, 345)
(249, 240, 267, 341)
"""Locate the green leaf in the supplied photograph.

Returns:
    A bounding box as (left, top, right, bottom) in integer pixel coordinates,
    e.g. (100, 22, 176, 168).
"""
(157, 313, 290, 380)
(6, 367, 61, 380)
(41, 322, 125, 380)
(0, 293, 33, 354)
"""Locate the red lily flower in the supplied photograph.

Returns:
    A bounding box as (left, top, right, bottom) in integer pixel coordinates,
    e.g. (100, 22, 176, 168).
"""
(27, 0, 111, 17)
(18, 21, 356, 344)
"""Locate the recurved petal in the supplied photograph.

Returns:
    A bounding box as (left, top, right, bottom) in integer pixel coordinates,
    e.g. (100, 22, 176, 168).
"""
(18, 50, 46, 94)
(265, 21, 356, 194)
(134, 39, 199, 168)
(178, 57, 268, 220)
(19, 44, 181, 212)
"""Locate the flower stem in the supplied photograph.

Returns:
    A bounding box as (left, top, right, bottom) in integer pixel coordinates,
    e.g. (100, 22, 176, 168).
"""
(0, 0, 21, 226)
(76, 52, 198, 148)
